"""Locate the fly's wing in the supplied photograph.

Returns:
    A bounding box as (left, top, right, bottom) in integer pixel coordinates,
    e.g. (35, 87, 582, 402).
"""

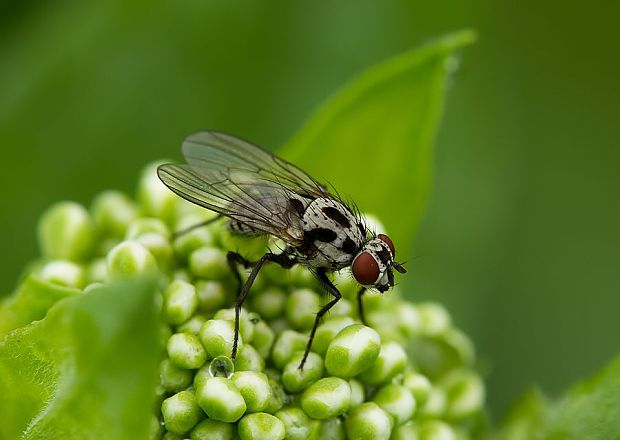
(157, 131, 330, 245)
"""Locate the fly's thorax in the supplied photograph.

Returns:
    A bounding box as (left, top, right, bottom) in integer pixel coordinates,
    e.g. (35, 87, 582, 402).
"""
(297, 197, 366, 269)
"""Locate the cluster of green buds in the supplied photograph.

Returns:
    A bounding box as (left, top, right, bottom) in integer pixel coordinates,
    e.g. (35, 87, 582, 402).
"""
(34, 162, 486, 440)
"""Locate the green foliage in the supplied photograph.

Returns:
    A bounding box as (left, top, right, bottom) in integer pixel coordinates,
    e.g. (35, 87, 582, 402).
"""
(0, 33, 485, 439)
(0, 278, 160, 440)
(496, 355, 620, 440)
(283, 30, 476, 256)
(0, 275, 80, 337)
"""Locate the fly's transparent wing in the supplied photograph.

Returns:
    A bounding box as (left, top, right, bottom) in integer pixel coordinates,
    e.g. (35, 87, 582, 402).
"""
(157, 131, 330, 245)
(182, 131, 328, 196)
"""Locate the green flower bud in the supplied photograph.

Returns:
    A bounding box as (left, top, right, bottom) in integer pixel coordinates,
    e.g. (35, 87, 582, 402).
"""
(403, 371, 432, 407)
(418, 420, 457, 440)
(441, 369, 485, 421)
(235, 344, 265, 372)
(344, 402, 393, 440)
(238, 412, 286, 440)
(312, 315, 355, 356)
(176, 314, 207, 335)
(286, 264, 317, 288)
(358, 341, 407, 385)
(216, 228, 268, 262)
(149, 413, 164, 440)
(319, 417, 347, 440)
(395, 302, 422, 339)
(137, 162, 178, 224)
(190, 418, 233, 440)
(161, 390, 203, 435)
(163, 280, 198, 325)
(348, 378, 365, 408)
(91, 190, 137, 238)
(175, 197, 218, 223)
(418, 303, 451, 336)
(275, 406, 321, 440)
(160, 358, 193, 393)
(251, 319, 276, 360)
(173, 215, 215, 261)
(269, 317, 291, 334)
(135, 232, 173, 267)
(300, 377, 351, 419)
(391, 423, 418, 440)
(86, 257, 108, 283)
(194, 356, 235, 389)
(106, 240, 158, 279)
(324, 324, 380, 378)
(215, 307, 254, 343)
(318, 417, 346, 440)
(38, 260, 86, 289)
(411, 329, 475, 379)
(419, 387, 446, 419)
(195, 280, 230, 312)
(281, 351, 324, 393)
(263, 376, 287, 414)
(285, 288, 321, 331)
(442, 328, 475, 367)
(271, 330, 308, 369)
(126, 217, 170, 240)
(38, 201, 95, 261)
(249, 286, 286, 320)
(332, 269, 359, 298)
(195, 377, 246, 423)
(83, 282, 104, 293)
(159, 324, 173, 348)
(372, 384, 416, 425)
(167, 333, 207, 369)
(189, 246, 229, 279)
(231, 371, 273, 412)
(330, 297, 353, 317)
(199, 319, 242, 359)
(173, 268, 192, 282)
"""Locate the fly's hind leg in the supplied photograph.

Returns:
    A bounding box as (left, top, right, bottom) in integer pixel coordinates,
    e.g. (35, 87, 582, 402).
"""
(172, 214, 223, 239)
(227, 251, 296, 360)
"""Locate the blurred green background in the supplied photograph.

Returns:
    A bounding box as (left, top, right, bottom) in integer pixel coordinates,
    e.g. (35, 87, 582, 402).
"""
(1, 0, 618, 420)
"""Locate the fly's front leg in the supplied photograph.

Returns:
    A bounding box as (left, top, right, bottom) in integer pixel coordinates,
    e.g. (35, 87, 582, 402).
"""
(227, 251, 296, 360)
(357, 286, 368, 326)
(299, 267, 342, 370)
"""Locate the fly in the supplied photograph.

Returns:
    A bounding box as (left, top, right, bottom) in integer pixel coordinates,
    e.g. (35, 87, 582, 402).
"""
(157, 131, 407, 369)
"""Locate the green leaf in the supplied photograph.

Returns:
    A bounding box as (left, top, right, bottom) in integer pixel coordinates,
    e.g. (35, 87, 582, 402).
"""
(494, 389, 547, 440)
(496, 355, 620, 440)
(0, 275, 81, 338)
(0, 277, 160, 440)
(282, 30, 476, 256)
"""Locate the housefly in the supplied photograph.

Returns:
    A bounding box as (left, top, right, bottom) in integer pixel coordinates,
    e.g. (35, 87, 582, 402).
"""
(158, 131, 406, 369)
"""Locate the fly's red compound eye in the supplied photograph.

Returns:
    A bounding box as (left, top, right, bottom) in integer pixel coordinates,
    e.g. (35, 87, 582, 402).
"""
(378, 233, 395, 257)
(352, 251, 381, 285)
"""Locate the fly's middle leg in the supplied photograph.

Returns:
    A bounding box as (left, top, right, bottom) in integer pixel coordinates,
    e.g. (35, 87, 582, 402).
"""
(300, 267, 342, 370)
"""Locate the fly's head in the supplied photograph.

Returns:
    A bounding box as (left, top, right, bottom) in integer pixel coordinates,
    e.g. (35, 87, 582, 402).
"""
(351, 233, 407, 292)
